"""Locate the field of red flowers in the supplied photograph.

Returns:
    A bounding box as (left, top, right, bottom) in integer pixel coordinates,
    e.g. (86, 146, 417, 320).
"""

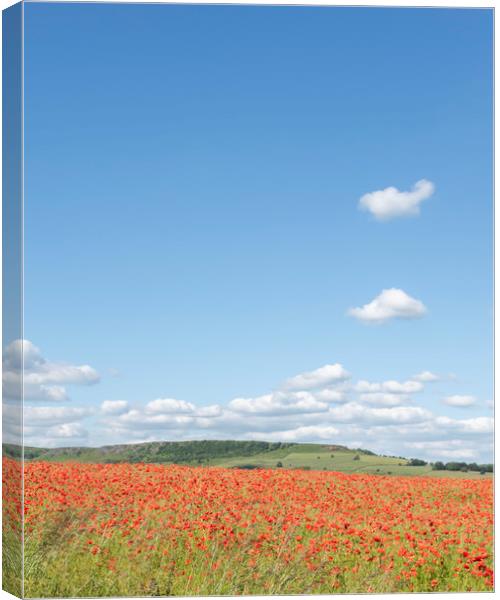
(4, 458, 494, 596)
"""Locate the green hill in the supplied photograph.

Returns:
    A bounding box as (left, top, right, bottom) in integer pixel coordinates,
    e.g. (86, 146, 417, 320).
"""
(5, 440, 295, 465)
(2, 440, 492, 479)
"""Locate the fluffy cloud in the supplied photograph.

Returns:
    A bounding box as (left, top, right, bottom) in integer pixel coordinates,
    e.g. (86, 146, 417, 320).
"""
(22, 423, 89, 448)
(327, 402, 432, 425)
(24, 406, 92, 426)
(404, 440, 479, 461)
(283, 363, 350, 390)
(79, 392, 493, 462)
(101, 400, 129, 415)
(314, 388, 347, 403)
(358, 393, 409, 406)
(443, 395, 477, 407)
(348, 288, 427, 324)
(229, 391, 328, 416)
(354, 379, 423, 394)
(101, 398, 225, 436)
(44, 423, 88, 439)
(359, 179, 435, 221)
(10, 347, 490, 463)
(435, 416, 493, 434)
(251, 425, 341, 442)
(3, 339, 100, 402)
(412, 371, 440, 382)
(146, 398, 196, 414)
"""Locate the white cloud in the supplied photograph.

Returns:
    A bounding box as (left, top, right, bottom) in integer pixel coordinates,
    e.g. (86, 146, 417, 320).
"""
(354, 379, 423, 394)
(359, 179, 435, 221)
(443, 395, 477, 407)
(229, 391, 328, 416)
(37, 385, 69, 402)
(405, 441, 479, 461)
(196, 405, 223, 417)
(251, 425, 341, 442)
(358, 393, 409, 406)
(435, 415, 493, 433)
(146, 398, 196, 414)
(101, 400, 129, 415)
(7, 403, 92, 447)
(24, 406, 92, 426)
(412, 371, 440, 382)
(86, 392, 493, 462)
(47, 423, 88, 439)
(314, 388, 347, 403)
(3, 339, 100, 402)
(348, 288, 427, 324)
(10, 349, 490, 464)
(327, 402, 432, 425)
(283, 363, 350, 390)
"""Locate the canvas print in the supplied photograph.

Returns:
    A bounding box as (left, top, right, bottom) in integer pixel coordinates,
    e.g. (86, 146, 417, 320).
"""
(2, 2, 494, 597)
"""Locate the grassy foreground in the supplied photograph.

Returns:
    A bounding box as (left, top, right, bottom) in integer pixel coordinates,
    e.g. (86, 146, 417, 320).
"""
(15, 459, 494, 597)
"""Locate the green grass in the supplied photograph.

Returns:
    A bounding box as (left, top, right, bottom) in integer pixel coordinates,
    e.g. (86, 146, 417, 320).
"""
(214, 447, 493, 479)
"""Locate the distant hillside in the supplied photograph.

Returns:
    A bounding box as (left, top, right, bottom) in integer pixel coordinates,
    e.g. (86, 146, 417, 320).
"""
(4, 440, 300, 464)
(2, 440, 492, 479)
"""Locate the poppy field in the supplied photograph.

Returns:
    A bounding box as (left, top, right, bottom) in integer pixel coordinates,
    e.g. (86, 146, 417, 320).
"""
(4, 457, 494, 597)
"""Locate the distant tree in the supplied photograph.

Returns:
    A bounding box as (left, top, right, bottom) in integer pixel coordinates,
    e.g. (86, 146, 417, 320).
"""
(408, 458, 427, 467)
(276, 461, 283, 468)
(478, 464, 494, 473)
(353, 454, 360, 461)
(445, 462, 467, 472)
(432, 461, 445, 471)
(357, 448, 375, 456)
(330, 454, 334, 458)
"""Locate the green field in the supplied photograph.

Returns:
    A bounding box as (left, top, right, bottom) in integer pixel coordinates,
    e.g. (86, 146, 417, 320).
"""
(212, 445, 493, 478)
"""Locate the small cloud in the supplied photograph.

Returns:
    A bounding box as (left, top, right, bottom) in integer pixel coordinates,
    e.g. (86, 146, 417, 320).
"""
(412, 371, 440, 382)
(443, 395, 477, 408)
(283, 363, 350, 390)
(101, 400, 129, 415)
(348, 288, 427, 324)
(359, 179, 435, 221)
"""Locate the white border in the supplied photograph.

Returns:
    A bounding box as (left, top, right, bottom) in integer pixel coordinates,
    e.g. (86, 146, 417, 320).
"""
(0, 2, 495, 600)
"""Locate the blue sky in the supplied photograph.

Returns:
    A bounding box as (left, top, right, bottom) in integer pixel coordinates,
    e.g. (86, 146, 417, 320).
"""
(10, 3, 493, 461)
